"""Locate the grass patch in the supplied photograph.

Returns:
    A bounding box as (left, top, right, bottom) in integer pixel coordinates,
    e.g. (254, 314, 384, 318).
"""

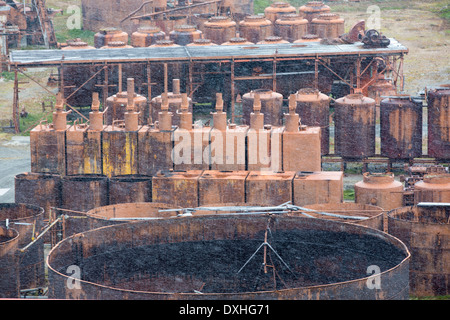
(344, 189, 355, 201)
(17, 112, 54, 136)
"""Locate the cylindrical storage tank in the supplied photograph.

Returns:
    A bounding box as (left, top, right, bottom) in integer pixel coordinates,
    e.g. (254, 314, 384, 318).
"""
(242, 89, 284, 126)
(334, 93, 376, 158)
(14, 172, 61, 221)
(105, 91, 148, 126)
(94, 27, 129, 49)
(299, 1, 331, 33)
(380, 95, 423, 160)
(427, 86, 450, 159)
(131, 26, 166, 47)
(310, 13, 345, 39)
(186, 38, 218, 47)
(0, 227, 19, 298)
(60, 175, 109, 213)
(414, 174, 450, 204)
(274, 14, 308, 42)
(100, 41, 133, 49)
(368, 75, 397, 106)
(169, 25, 202, 46)
(264, 2, 297, 24)
(109, 175, 152, 205)
(221, 37, 254, 46)
(61, 202, 181, 239)
(355, 172, 404, 211)
(0, 204, 45, 290)
(203, 16, 237, 44)
(47, 215, 410, 300)
(238, 15, 273, 44)
(298, 203, 385, 231)
(150, 89, 193, 126)
(388, 204, 449, 297)
(294, 34, 321, 43)
(295, 88, 331, 155)
(256, 35, 290, 45)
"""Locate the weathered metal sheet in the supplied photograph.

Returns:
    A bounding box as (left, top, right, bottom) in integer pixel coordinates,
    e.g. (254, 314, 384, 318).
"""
(109, 175, 152, 205)
(0, 204, 45, 290)
(245, 171, 296, 206)
(61, 175, 109, 213)
(388, 205, 449, 297)
(47, 215, 410, 300)
(427, 86, 450, 159)
(282, 126, 322, 172)
(242, 90, 284, 127)
(293, 171, 344, 206)
(173, 126, 212, 171)
(0, 227, 19, 298)
(414, 174, 450, 204)
(199, 170, 249, 206)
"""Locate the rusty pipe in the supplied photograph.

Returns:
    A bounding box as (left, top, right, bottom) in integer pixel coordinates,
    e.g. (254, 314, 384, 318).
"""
(284, 94, 300, 132)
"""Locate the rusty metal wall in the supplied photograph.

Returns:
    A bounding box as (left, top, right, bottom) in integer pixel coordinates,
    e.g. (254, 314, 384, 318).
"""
(427, 86, 450, 160)
(282, 126, 322, 172)
(380, 96, 423, 160)
(242, 89, 284, 127)
(203, 16, 237, 44)
(0, 227, 19, 298)
(61, 175, 109, 213)
(388, 205, 449, 297)
(47, 215, 410, 300)
(199, 171, 249, 206)
(105, 92, 148, 127)
(173, 126, 212, 171)
(131, 27, 166, 47)
(274, 14, 308, 43)
(238, 15, 273, 44)
(246, 171, 295, 206)
(0, 204, 45, 290)
(293, 171, 344, 206)
(414, 174, 450, 204)
(109, 175, 152, 205)
(264, 2, 297, 24)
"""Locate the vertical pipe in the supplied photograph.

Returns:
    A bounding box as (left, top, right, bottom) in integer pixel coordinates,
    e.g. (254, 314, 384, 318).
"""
(147, 61, 152, 123)
(356, 57, 361, 91)
(118, 64, 123, 93)
(13, 67, 19, 133)
(231, 59, 235, 124)
(164, 63, 168, 93)
(272, 56, 277, 93)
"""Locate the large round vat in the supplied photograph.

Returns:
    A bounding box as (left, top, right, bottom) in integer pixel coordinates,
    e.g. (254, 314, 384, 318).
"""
(109, 175, 152, 205)
(388, 204, 449, 297)
(0, 227, 19, 298)
(61, 175, 109, 213)
(414, 174, 450, 204)
(48, 215, 410, 300)
(274, 13, 308, 42)
(238, 15, 273, 44)
(427, 86, 450, 159)
(264, 2, 297, 24)
(0, 203, 45, 290)
(242, 89, 284, 126)
(203, 16, 237, 44)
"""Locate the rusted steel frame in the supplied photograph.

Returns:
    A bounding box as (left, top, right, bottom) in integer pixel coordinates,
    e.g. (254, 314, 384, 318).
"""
(131, 0, 222, 20)
(65, 66, 107, 101)
(360, 58, 375, 79)
(317, 57, 352, 88)
(19, 216, 61, 253)
(360, 65, 388, 91)
(16, 67, 89, 122)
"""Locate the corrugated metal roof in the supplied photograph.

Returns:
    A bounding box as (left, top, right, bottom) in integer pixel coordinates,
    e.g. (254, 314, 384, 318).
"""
(9, 39, 408, 66)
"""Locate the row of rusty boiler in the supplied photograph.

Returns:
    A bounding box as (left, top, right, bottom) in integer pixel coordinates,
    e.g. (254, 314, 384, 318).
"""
(30, 78, 326, 178)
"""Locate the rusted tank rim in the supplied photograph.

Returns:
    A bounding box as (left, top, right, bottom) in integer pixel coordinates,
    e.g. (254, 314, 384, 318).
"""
(136, 26, 163, 34)
(0, 203, 44, 224)
(173, 25, 198, 32)
(363, 172, 395, 184)
(86, 202, 183, 221)
(0, 227, 19, 245)
(277, 14, 308, 22)
(388, 205, 450, 226)
(47, 215, 411, 299)
(422, 174, 450, 184)
(269, 2, 294, 8)
(151, 40, 179, 47)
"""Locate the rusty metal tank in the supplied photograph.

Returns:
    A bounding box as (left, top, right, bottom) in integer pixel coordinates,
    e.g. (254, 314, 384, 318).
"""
(264, 2, 297, 24)
(310, 13, 345, 39)
(368, 74, 397, 106)
(274, 14, 308, 42)
(380, 95, 423, 160)
(109, 175, 152, 205)
(221, 37, 254, 46)
(60, 175, 109, 213)
(199, 171, 249, 206)
(61, 41, 95, 50)
(293, 171, 344, 206)
(355, 172, 404, 211)
(131, 26, 166, 47)
(299, 203, 385, 231)
(414, 174, 450, 204)
(100, 41, 133, 49)
(299, 1, 330, 33)
(105, 91, 148, 126)
(186, 38, 218, 46)
(388, 204, 449, 297)
(293, 34, 321, 43)
(242, 89, 284, 126)
(61, 202, 181, 239)
(169, 25, 202, 46)
(256, 35, 290, 45)
(245, 171, 296, 206)
(203, 16, 237, 44)
(47, 214, 410, 300)
(238, 15, 273, 44)
(0, 204, 45, 290)
(427, 86, 450, 159)
(0, 226, 19, 298)
(334, 93, 376, 158)
(149, 39, 181, 47)
(295, 88, 331, 155)
(94, 27, 129, 49)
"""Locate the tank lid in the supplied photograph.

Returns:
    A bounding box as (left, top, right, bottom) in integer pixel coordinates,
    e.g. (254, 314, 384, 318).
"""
(270, 1, 293, 8)
(278, 13, 306, 21)
(244, 15, 269, 21)
(227, 37, 253, 44)
(302, 34, 320, 40)
(423, 174, 450, 184)
(189, 38, 215, 46)
(174, 24, 197, 32)
(363, 172, 395, 184)
(314, 13, 341, 21)
(209, 16, 232, 22)
(151, 39, 179, 47)
(100, 27, 121, 34)
(137, 26, 163, 33)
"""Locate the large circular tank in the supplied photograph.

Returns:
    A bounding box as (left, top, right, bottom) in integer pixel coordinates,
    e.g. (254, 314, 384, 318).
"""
(355, 172, 404, 211)
(388, 204, 449, 297)
(264, 2, 297, 24)
(109, 175, 153, 205)
(105, 90, 148, 126)
(47, 215, 410, 300)
(221, 37, 254, 46)
(380, 95, 423, 160)
(61, 175, 109, 213)
(0, 204, 45, 290)
(274, 14, 308, 42)
(0, 227, 19, 298)
(299, 1, 330, 33)
(334, 93, 376, 158)
(238, 15, 273, 44)
(299, 203, 385, 231)
(256, 35, 290, 45)
(242, 89, 284, 126)
(368, 74, 397, 106)
(203, 16, 237, 45)
(131, 26, 166, 47)
(62, 202, 182, 239)
(94, 27, 129, 49)
(310, 13, 345, 39)
(427, 86, 450, 159)
(150, 85, 193, 126)
(295, 88, 331, 155)
(169, 25, 202, 46)
(414, 174, 450, 204)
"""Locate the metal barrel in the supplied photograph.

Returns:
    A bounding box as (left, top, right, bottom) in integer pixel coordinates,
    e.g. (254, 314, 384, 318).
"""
(60, 175, 109, 213)
(0, 227, 19, 298)
(427, 86, 450, 159)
